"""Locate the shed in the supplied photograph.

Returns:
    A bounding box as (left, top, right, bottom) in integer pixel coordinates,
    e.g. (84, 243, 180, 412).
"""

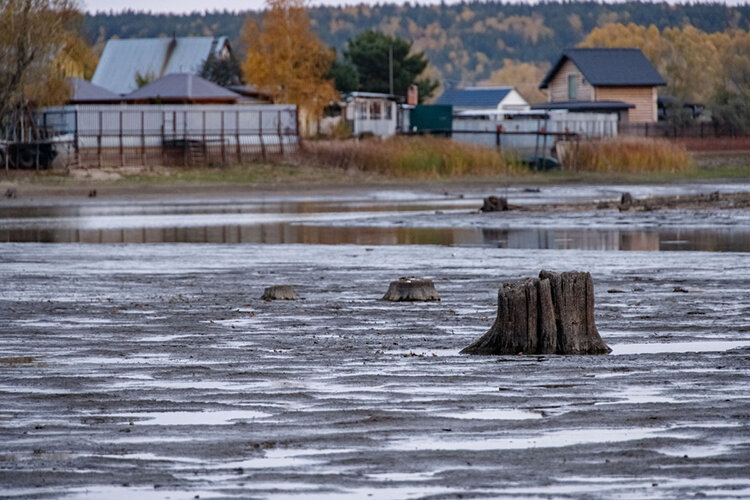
(344, 92, 399, 137)
(539, 48, 665, 123)
(92, 36, 231, 95)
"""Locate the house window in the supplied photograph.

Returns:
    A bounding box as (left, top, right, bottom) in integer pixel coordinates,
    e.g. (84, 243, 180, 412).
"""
(371, 101, 382, 120)
(358, 102, 368, 120)
(568, 74, 578, 100)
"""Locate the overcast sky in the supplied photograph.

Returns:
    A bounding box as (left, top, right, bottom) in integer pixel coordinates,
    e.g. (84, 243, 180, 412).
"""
(83, 0, 747, 15)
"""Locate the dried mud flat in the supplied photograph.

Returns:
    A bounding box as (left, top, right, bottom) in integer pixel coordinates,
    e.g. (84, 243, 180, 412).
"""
(1, 243, 749, 499)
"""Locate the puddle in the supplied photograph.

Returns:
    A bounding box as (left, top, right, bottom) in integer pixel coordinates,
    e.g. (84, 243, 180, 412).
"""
(610, 341, 750, 355)
(107, 409, 272, 426)
(388, 427, 672, 451)
(435, 408, 543, 420)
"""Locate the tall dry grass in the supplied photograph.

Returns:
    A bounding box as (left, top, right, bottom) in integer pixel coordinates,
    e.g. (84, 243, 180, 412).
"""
(302, 136, 519, 179)
(559, 137, 694, 173)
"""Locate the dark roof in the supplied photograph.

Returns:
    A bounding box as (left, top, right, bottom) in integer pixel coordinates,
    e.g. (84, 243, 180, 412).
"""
(68, 77, 121, 103)
(124, 73, 240, 103)
(532, 100, 635, 112)
(539, 48, 666, 89)
(435, 87, 513, 108)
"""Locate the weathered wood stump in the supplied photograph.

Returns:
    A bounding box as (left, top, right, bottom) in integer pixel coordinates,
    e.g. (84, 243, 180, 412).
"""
(619, 192, 633, 211)
(261, 285, 297, 300)
(461, 270, 611, 355)
(480, 196, 508, 212)
(383, 277, 440, 302)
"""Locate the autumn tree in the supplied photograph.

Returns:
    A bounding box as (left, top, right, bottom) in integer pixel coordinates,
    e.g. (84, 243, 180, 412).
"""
(241, 0, 337, 117)
(343, 30, 439, 102)
(579, 22, 723, 103)
(0, 0, 88, 127)
(480, 58, 550, 104)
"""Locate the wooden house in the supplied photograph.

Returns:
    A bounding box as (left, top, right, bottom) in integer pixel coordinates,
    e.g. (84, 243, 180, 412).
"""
(538, 48, 665, 123)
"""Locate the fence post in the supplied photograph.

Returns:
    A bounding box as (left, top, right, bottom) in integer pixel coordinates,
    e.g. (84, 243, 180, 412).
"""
(236, 110, 241, 163)
(183, 110, 188, 167)
(141, 111, 146, 166)
(278, 110, 284, 155)
(119, 111, 124, 166)
(202, 110, 206, 163)
(221, 110, 226, 164)
(495, 125, 502, 151)
(74, 109, 79, 168)
(97, 111, 102, 168)
(259, 111, 265, 159)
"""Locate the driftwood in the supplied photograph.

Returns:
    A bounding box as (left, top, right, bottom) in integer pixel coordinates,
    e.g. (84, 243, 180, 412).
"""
(480, 196, 508, 212)
(383, 277, 440, 302)
(461, 270, 610, 355)
(261, 285, 297, 300)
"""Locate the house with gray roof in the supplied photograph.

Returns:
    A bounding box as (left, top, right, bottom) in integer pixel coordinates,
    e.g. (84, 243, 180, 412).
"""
(68, 78, 121, 104)
(537, 48, 666, 123)
(435, 86, 529, 113)
(92, 36, 231, 96)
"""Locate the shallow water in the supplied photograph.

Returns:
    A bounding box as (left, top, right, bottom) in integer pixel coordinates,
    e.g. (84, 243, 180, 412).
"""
(2, 184, 750, 250)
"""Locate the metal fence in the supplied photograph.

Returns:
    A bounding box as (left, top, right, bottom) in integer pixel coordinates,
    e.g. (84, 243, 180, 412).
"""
(620, 122, 750, 138)
(37, 104, 299, 168)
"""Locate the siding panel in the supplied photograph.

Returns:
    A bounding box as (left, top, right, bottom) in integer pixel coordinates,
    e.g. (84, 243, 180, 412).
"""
(547, 60, 594, 102)
(595, 87, 657, 123)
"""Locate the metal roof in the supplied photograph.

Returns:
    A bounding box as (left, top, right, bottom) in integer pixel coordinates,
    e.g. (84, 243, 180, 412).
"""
(531, 100, 635, 112)
(540, 48, 666, 89)
(434, 87, 513, 108)
(68, 77, 121, 103)
(92, 36, 229, 96)
(124, 73, 240, 103)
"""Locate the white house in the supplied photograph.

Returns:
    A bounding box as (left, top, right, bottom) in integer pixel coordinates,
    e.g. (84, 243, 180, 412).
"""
(345, 92, 399, 137)
(434, 86, 529, 114)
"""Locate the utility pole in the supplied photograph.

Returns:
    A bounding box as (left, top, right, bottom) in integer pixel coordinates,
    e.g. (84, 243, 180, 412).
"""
(388, 45, 394, 95)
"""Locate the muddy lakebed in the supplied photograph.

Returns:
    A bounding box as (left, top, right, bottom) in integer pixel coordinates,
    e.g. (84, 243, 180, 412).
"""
(1, 182, 749, 499)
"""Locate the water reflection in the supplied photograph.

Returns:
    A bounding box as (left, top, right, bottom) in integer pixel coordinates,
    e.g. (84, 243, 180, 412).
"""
(3, 224, 749, 252)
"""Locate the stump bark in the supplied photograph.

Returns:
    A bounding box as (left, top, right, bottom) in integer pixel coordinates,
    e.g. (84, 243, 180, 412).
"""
(261, 285, 297, 300)
(383, 277, 440, 302)
(480, 196, 508, 212)
(461, 270, 610, 355)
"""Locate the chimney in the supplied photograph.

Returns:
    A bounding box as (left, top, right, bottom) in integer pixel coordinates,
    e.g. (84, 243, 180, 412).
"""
(407, 85, 418, 106)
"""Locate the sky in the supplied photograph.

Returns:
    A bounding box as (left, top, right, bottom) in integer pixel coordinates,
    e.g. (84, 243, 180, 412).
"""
(83, 0, 747, 15)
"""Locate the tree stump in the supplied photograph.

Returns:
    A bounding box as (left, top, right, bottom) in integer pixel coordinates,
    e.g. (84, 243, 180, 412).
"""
(383, 277, 440, 302)
(261, 285, 297, 300)
(461, 270, 611, 355)
(480, 196, 508, 212)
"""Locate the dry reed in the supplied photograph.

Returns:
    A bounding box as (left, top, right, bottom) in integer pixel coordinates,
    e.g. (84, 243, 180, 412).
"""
(559, 137, 694, 173)
(302, 136, 519, 179)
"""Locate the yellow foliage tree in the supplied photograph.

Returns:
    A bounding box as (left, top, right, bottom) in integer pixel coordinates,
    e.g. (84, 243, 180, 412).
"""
(0, 0, 85, 120)
(579, 22, 724, 103)
(480, 58, 551, 104)
(241, 0, 337, 119)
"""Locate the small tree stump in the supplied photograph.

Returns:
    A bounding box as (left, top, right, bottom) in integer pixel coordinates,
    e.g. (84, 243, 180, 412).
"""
(480, 196, 508, 212)
(261, 285, 297, 301)
(461, 270, 610, 355)
(383, 277, 440, 302)
(619, 192, 633, 211)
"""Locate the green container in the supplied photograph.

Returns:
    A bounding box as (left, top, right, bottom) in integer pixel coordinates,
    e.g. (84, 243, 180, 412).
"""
(409, 105, 452, 136)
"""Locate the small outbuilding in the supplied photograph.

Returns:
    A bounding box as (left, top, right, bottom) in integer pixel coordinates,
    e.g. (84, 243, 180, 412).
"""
(434, 86, 529, 113)
(124, 74, 241, 105)
(344, 92, 400, 137)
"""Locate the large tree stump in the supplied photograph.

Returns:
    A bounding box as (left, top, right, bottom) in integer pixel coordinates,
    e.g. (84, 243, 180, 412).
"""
(383, 277, 440, 302)
(461, 270, 610, 355)
(480, 196, 508, 212)
(261, 285, 297, 300)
